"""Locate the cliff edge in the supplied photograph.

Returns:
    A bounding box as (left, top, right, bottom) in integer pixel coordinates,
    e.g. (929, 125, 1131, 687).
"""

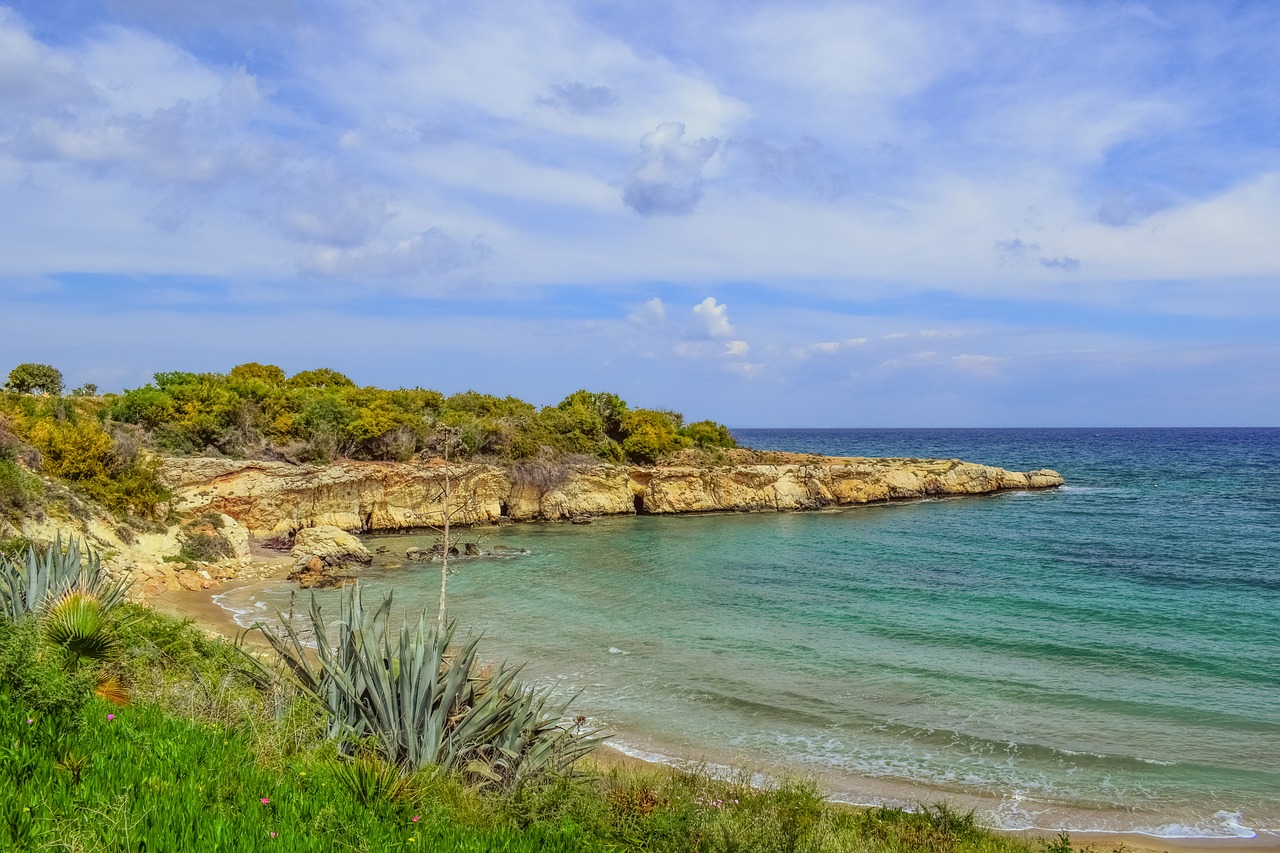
(159, 452, 1064, 536)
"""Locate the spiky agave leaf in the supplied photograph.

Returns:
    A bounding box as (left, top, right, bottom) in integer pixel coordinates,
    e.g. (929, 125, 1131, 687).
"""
(254, 581, 601, 781)
(0, 535, 129, 622)
(42, 589, 117, 663)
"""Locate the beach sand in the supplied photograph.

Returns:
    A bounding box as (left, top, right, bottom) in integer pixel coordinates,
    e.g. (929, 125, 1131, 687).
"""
(146, 578, 1280, 853)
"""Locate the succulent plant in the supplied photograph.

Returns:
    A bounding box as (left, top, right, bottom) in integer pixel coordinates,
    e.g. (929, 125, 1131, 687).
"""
(254, 582, 602, 787)
(0, 535, 128, 623)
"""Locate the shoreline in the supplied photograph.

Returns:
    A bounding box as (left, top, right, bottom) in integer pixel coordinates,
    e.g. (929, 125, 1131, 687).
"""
(149, 565, 1280, 853)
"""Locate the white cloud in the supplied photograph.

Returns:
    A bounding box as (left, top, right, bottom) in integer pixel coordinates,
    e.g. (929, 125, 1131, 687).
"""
(623, 123, 720, 216)
(725, 339, 749, 357)
(692, 296, 734, 338)
(0, 9, 96, 114)
(629, 297, 667, 328)
(297, 228, 490, 279)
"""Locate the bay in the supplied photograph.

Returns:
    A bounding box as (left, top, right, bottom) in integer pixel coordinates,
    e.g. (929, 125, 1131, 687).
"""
(215, 428, 1280, 838)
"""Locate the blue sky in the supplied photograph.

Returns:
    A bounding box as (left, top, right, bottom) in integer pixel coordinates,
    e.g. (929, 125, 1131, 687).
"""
(2, 0, 1278, 426)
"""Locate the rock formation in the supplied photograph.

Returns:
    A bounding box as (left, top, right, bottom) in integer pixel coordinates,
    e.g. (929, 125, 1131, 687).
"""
(287, 525, 371, 588)
(160, 452, 1063, 537)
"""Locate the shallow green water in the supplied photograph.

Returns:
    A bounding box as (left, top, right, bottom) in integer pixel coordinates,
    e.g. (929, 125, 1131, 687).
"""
(216, 429, 1280, 838)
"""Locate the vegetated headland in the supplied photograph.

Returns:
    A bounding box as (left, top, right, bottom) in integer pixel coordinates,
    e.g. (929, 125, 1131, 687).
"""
(1, 361, 1061, 600)
(12, 360, 1197, 853)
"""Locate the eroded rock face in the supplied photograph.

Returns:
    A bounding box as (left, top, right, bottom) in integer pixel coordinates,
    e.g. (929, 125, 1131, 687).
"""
(161, 454, 1064, 536)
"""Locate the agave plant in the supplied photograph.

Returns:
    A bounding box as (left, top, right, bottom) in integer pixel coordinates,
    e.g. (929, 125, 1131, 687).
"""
(254, 582, 602, 787)
(1, 536, 130, 703)
(0, 535, 129, 623)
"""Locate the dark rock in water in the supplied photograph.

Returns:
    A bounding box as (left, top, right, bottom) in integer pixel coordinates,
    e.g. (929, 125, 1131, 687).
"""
(570, 515, 593, 525)
(406, 547, 428, 561)
(375, 545, 388, 554)
(464, 542, 481, 556)
(287, 556, 351, 589)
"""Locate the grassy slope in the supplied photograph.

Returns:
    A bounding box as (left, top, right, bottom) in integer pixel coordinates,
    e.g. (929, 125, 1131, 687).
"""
(0, 605, 1081, 853)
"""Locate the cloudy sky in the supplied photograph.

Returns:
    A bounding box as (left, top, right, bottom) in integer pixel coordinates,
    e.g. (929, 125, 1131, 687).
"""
(2, 0, 1278, 426)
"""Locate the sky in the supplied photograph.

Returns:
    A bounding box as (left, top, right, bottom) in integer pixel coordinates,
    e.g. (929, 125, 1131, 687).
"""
(1, 0, 1278, 427)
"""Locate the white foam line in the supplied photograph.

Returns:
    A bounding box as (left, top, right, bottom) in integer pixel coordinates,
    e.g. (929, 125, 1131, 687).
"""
(608, 739, 1267, 840)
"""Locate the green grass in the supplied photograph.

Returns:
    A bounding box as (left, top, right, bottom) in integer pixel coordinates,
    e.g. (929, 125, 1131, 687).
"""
(1, 605, 1103, 853)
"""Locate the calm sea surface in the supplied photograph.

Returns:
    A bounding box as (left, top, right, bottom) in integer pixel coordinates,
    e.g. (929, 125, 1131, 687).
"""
(216, 429, 1280, 838)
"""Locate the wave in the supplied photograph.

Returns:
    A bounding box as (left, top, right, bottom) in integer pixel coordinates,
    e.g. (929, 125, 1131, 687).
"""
(610, 736, 1269, 840)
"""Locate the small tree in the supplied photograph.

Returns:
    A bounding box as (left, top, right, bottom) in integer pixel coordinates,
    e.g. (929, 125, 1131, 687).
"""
(5, 363, 64, 396)
(423, 425, 466, 632)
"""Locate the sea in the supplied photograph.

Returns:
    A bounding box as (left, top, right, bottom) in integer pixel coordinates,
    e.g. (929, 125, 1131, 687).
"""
(214, 428, 1280, 840)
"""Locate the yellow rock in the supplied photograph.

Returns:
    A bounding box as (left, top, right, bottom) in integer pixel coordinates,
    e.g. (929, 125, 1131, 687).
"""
(159, 453, 1063, 536)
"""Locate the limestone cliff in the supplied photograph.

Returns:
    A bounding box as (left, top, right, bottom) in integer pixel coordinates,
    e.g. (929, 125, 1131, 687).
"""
(159, 453, 1064, 537)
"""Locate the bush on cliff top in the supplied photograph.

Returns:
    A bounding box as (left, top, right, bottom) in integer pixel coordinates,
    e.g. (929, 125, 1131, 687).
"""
(0, 361, 737, 516)
(88, 362, 735, 464)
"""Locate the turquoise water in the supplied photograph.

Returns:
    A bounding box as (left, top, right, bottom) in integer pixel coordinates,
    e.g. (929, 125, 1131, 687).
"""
(216, 429, 1280, 838)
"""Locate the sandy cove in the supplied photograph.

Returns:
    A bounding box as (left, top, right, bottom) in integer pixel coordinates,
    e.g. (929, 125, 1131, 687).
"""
(150, 562, 1279, 853)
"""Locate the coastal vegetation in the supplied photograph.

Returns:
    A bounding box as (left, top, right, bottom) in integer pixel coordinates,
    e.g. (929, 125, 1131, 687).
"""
(1, 538, 1090, 852)
(0, 361, 736, 531)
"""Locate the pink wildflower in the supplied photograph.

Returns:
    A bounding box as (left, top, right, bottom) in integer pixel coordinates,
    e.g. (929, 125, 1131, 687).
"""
(411, 816, 420, 823)
(260, 797, 270, 805)
(27, 718, 33, 725)
(106, 714, 115, 722)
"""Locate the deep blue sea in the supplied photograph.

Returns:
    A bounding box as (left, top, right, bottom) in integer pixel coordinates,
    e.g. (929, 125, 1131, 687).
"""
(217, 429, 1280, 838)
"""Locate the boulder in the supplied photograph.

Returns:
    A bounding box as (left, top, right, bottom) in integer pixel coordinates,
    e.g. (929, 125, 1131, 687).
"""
(176, 571, 204, 592)
(291, 525, 372, 567)
(287, 555, 351, 589)
(217, 514, 252, 560)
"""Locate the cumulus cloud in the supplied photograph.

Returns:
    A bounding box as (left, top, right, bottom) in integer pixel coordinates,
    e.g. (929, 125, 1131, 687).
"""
(538, 82, 618, 116)
(724, 339, 749, 357)
(628, 297, 666, 328)
(692, 296, 734, 338)
(297, 228, 490, 279)
(623, 122, 720, 216)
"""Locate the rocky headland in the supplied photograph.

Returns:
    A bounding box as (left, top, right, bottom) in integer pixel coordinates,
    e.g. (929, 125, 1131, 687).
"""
(14, 450, 1061, 602)
(158, 450, 1063, 536)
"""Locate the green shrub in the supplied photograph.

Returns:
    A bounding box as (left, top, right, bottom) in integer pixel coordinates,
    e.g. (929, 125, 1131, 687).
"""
(179, 532, 232, 563)
(4, 363, 63, 396)
(0, 458, 42, 519)
(684, 419, 737, 449)
(621, 409, 689, 463)
(0, 619, 96, 719)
